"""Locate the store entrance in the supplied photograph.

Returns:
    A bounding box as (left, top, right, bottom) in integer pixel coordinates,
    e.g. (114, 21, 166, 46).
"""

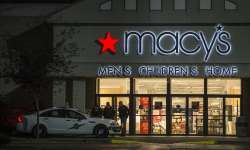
(96, 78, 241, 136)
(135, 96, 167, 135)
(171, 97, 203, 135)
(99, 96, 130, 133)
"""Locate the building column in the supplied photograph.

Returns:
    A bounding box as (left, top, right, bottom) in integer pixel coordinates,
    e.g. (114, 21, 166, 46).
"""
(52, 80, 66, 107)
(85, 78, 97, 112)
(241, 78, 250, 136)
(72, 80, 86, 113)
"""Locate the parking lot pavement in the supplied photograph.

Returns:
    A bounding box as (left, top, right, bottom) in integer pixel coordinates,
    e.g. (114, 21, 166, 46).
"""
(2, 136, 250, 150)
(2, 142, 250, 150)
(8, 135, 250, 145)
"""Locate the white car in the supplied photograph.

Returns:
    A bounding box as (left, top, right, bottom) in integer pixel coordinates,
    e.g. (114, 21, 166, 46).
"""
(16, 107, 121, 137)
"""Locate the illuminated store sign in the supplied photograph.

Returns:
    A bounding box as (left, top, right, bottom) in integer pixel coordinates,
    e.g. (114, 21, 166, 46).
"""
(123, 25, 231, 62)
(97, 25, 236, 77)
(97, 65, 238, 77)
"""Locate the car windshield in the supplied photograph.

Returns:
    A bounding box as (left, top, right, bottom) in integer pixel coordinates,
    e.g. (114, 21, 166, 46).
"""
(83, 113, 89, 118)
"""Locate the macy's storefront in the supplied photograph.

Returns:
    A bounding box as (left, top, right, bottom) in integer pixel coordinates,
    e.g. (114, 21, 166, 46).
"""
(46, 0, 250, 136)
(96, 77, 241, 136)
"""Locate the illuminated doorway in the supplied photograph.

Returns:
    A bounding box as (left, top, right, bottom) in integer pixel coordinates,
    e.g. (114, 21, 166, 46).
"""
(135, 97, 150, 134)
(188, 97, 203, 135)
(171, 97, 186, 135)
(135, 96, 167, 135)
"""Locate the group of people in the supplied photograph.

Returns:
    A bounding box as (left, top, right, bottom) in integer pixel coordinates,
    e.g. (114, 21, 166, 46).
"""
(91, 101, 129, 136)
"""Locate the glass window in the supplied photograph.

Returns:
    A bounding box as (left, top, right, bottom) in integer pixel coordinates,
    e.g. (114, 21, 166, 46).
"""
(188, 97, 203, 135)
(40, 111, 50, 117)
(42, 109, 65, 118)
(125, 0, 137, 10)
(136, 97, 149, 134)
(225, 0, 237, 10)
(135, 78, 167, 94)
(99, 97, 112, 108)
(150, 0, 162, 11)
(171, 78, 204, 94)
(97, 78, 130, 94)
(175, 0, 186, 10)
(152, 97, 166, 134)
(200, 0, 211, 10)
(207, 79, 241, 95)
(226, 98, 240, 135)
(153, 97, 166, 116)
(208, 98, 223, 135)
(65, 110, 85, 119)
(100, 0, 112, 10)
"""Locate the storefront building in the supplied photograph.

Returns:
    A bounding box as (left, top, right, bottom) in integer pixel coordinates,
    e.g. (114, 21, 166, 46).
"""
(45, 0, 250, 136)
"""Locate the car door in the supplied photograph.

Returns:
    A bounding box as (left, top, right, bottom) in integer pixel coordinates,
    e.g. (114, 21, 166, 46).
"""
(40, 109, 67, 134)
(64, 110, 89, 134)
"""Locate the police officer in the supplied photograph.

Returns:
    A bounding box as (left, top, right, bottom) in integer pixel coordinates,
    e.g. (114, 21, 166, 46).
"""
(118, 101, 129, 136)
(103, 102, 115, 119)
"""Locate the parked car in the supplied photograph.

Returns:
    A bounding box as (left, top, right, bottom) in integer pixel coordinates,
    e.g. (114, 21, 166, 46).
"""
(16, 107, 121, 137)
(0, 101, 33, 134)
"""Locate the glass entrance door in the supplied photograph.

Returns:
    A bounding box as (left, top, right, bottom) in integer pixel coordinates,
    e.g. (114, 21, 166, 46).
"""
(171, 97, 186, 135)
(208, 97, 224, 135)
(225, 98, 240, 135)
(188, 97, 204, 135)
(99, 96, 130, 133)
(152, 97, 167, 134)
(116, 97, 130, 134)
(171, 97, 204, 135)
(136, 97, 150, 134)
(135, 96, 167, 135)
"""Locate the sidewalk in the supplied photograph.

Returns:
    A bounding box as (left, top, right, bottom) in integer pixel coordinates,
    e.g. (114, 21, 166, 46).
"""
(113, 136, 250, 145)
(9, 136, 250, 145)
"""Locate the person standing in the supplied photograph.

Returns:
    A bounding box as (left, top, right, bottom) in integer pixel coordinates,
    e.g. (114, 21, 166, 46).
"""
(103, 102, 115, 119)
(118, 101, 129, 136)
(91, 104, 103, 118)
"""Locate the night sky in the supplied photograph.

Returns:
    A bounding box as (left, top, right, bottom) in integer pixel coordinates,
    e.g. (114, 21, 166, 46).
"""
(0, 0, 74, 3)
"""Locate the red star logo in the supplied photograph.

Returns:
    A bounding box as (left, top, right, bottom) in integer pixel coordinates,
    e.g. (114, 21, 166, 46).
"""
(98, 32, 119, 54)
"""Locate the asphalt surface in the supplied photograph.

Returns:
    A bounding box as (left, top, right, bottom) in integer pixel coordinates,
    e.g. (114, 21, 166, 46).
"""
(2, 143, 250, 150)
(1, 136, 250, 150)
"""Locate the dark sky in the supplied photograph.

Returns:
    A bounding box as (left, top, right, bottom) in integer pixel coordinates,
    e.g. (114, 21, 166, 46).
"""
(0, 0, 74, 2)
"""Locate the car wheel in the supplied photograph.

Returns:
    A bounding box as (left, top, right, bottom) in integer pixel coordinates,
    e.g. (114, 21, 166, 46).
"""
(94, 125, 109, 138)
(32, 124, 47, 138)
